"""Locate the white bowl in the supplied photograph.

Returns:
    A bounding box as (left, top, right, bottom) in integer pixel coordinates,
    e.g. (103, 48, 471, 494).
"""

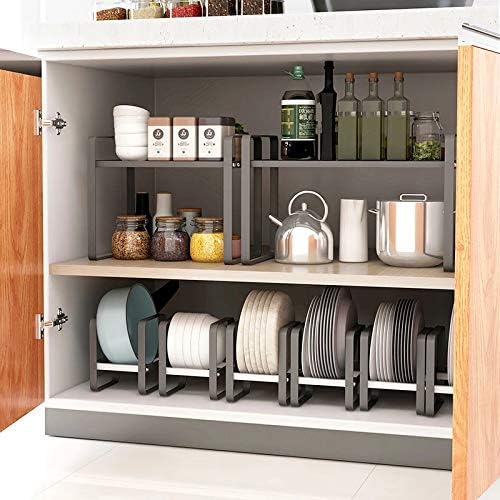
(114, 122, 148, 134)
(116, 146, 148, 161)
(113, 105, 150, 118)
(115, 133, 148, 147)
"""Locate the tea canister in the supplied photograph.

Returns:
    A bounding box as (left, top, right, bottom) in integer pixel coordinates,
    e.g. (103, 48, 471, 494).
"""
(148, 117, 172, 160)
(112, 215, 150, 260)
(198, 117, 236, 161)
(173, 117, 198, 161)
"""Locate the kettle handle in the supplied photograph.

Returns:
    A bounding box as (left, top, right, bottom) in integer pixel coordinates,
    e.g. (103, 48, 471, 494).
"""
(288, 190, 329, 222)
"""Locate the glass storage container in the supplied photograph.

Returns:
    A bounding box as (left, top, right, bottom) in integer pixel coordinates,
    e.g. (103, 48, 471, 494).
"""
(129, 0, 164, 18)
(360, 72, 384, 160)
(93, 0, 128, 20)
(112, 215, 151, 260)
(190, 217, 224, 263)
(151, 216, 190, 261)
(241, 0, 271, 14)
(337, 72, 360, 160)
(206, 0, 237, 16)
(166, 0, 203, 17)
(386, 71, 411, 160)
(412, 112, 444, 161)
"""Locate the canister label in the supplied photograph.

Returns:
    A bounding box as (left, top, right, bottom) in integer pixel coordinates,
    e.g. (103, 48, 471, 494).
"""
(281, 99, 316, 141)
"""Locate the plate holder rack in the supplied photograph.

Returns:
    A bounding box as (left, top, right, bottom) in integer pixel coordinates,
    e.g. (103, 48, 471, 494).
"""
(225, 320, 298, 406)
(158, 317, 231, 401)
(359, 326, 450, 416)
(288, 323, 364, 411)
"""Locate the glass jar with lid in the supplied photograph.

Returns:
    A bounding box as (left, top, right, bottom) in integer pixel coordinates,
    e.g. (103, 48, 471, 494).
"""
(151, 216, 190, 262)
(129, 0, 164, 19)
(112, 215, 151, 260)
(166, 0, 203, 17)
(190, 217, 224, 263)
(93, 0, 128, 20)
(412, 111, 444, 161)
(206, 0, 237, 16)
(241, 0, 271, 14)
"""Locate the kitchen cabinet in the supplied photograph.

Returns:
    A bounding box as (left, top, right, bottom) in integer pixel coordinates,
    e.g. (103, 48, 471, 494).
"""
(1, 10, 498, 499)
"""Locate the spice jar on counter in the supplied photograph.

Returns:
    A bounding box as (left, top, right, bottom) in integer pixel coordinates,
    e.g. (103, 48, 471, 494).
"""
(241, 0, 271, 14)
(412, 112, 444, 161)
(151, 216, 190, 262)
(129, 0, 164, 19)
(93, 0, 127, 20)
(112, 215, 151, 260)
(166, 0, 203, 17)
(190, 217, 224, 263)
(206, 0, 237, 16)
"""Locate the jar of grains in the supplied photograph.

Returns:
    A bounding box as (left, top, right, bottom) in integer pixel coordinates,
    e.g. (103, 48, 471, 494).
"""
(112, 215, 151, 260)
(166, 0, 203, 17)
(190, 217, 225, 263)
(93, 0, 128, 20)
(241, 0, 271, 15)
(206, 0, 236, 16)
(412, 111, 444, 161)
(151, 216, 190, 262)
(129, 0, 164, 19)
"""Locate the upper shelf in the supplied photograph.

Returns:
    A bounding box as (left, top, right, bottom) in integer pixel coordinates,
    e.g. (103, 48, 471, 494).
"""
(38, 7, 497, 77)
(50, 257, 455, 290)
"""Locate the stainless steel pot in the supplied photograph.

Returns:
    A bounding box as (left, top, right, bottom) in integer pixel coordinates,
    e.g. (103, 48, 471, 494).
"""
(369, 194, 444, 268)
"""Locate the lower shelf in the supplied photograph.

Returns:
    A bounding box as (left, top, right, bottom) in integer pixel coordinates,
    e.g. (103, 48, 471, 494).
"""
(46, 378, 452, 439)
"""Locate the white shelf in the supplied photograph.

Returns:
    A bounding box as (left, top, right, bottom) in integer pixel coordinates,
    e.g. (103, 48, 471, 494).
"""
(50, 257, 455, 290)
(46, 379, 452, 439)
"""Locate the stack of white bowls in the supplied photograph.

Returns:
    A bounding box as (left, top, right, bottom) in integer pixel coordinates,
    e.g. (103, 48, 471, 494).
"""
(113, 105, 150, 161)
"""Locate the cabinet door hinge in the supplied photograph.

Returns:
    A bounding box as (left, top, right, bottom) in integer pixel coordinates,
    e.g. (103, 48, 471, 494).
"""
(35, 308, 69, 340)
(34, 110, 67, 136)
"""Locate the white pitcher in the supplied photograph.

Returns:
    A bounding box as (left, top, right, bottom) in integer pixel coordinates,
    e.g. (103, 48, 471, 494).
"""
(339, 199, 368, 263)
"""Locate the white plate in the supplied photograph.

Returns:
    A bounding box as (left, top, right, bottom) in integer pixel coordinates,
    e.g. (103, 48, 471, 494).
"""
(182, 313, 197, 369)
(402, 300, 414, 383)
(324, 287, 339, 379)
(396, 300, 408, 383)
(250, 291, 271, 374)
(113, 105, 150, 117)
(190, 313, 207, 369)
(172, 312, 190, 368)
(167, 313, 182, 368)
(370, 304, 384, 381)
(317, 288, 330, 378)
(236, 290, 258, 373)
(199, 314, 223, 369)
(391, 300, 404, 383)
(246, 290, 266, 374)
(309, 296, 321, 378)
(333, 289, 357, 379)
(257, 291, 275, 374)
(265, 291, 294, 375)
(115, 133, 148, 147)
(302, 296, 317, 377)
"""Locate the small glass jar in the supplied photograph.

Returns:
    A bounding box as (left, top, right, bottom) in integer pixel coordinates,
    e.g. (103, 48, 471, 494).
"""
(112, 215, 151, 260)
(93, 0, 128, 20)
(190, 217, 224, 263)
(151, 216, 190, 261)
(129, 0, 164, 19)
(166, 0, 203, 17)
(412, 111, 444, 161)
(206, 0, 237, 16)
(241, 0, 271, 15)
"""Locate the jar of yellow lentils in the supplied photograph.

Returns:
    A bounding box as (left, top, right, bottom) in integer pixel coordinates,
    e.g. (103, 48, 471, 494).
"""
(190, 217, 224, 263)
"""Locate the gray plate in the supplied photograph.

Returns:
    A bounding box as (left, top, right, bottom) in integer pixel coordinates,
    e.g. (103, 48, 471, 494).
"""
(325, 287, 340, 379)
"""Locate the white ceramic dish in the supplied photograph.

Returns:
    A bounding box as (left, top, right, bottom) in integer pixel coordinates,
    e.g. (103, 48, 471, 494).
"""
(113, 105, 150, 117)
(236, 290, 258, 373)
(114, 122, 149, 135)
(391, 300, 404, 383)
(265, 291, 294, 375)
(250, 291, 269, 374)
(334, 294, 357, 379)
(244, 290, 263, 374)
(182, 313, 197, 369)
(115, 133, 148, 147)
(175, 313, 190, 368)
(115, 146, 148, 161)
(258, 291, 275, 374)
(167, 313, 181, 367)
(315, 289, 328, 378)
(199, 314, 223, 369)
(190, 313, 206, 369)
(96, 284, 157, 365)
(401, 300, 413, 383)
(324, 287, 339, 379)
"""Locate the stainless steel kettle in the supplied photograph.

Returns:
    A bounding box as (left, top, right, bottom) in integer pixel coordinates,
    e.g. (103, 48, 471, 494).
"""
(269, 191, 334, 264)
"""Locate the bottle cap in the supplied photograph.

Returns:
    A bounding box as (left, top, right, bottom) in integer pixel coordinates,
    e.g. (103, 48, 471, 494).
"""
(291, 65, 305, 79)
(369, 72, 378, 82)
(345, 72, 355, 82)
(394, 71, 404, 81)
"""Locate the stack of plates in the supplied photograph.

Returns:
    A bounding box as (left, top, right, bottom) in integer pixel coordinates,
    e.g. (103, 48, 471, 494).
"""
(369, 299, 424, 383)
(236, 290, 294, 375)
(114, 105, 150, 161)
(167, 312, 225, 369)
(447, 305, 454, 386)
(301, 287, 357, 379)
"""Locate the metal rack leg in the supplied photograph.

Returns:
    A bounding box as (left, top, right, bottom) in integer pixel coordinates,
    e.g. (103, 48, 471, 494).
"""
(209, 318, 233, 401)
(278, 322, 300, 407)
(223, 136, 240, 265)
(158, 318, 187, 397)
(138, 314, 164, 395)
(416, 328, 430, 416)
(360, 326, 377, 411)
(290, 324, 312, 407)
(425, 327, 445, 417)
(225, 321, 250, 402)
(89, 319, 119, 392)
(345, 325, 364, 411)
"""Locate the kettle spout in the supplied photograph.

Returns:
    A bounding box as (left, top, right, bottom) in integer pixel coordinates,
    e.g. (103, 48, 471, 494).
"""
(268, 214, 283, 227)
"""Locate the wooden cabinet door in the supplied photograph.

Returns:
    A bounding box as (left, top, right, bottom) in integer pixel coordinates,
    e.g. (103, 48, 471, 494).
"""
(454, 45, 500, 499)
(0, 70, 43, 430)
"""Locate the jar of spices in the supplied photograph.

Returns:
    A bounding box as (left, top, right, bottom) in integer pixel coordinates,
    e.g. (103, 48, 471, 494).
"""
(412, 111, 444, 161)
(166, 0, 203, 17)
(93, 0, 128, 20)
(129, 0, 164, 19)
(241, 0, 271, 14)
(190, 217, 225, 263)
(151, 216, 190, 262)
(206, 0, 236, 16)
(112, 215, 151, 260)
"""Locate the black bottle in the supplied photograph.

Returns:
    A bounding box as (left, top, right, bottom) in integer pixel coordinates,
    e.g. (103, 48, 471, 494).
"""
(135, 192, 153, 236)
(318, 60, 337, 160)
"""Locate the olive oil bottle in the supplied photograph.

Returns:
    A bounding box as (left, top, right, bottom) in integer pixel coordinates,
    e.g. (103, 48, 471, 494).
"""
(360, 72, 384, 161)
(281, 65, 316, 160)
(337, 73, 360, 160)
(386, 72, 410, 160)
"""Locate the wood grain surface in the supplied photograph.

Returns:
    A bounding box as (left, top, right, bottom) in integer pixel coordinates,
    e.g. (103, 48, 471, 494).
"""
(454, 46, 500, 499)
(0, 70, 43, 430)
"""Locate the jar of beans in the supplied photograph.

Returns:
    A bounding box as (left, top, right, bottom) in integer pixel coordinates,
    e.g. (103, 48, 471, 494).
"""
(190, 217, 224, 263)
(151, 216, 190, 262)
(112, 215, 151, 260)
(166, 0, 203, 17)
(241, 0, 271, 15)
(93, 0, 128, 20)
(206, 0, 237, 16)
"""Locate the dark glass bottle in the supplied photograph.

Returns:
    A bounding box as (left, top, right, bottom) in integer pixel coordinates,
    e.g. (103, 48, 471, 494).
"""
(135, 192, 153, 236)
(281, 65, 316, 161)
(317, 60, 337, 161)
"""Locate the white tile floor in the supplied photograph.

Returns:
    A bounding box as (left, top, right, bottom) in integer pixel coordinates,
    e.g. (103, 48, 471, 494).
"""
(0, 405, 452, 500)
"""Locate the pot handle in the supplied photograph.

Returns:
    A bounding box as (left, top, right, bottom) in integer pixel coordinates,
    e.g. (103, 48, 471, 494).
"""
(400, 193, 428, 202)
(288, 190, 328, 223)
